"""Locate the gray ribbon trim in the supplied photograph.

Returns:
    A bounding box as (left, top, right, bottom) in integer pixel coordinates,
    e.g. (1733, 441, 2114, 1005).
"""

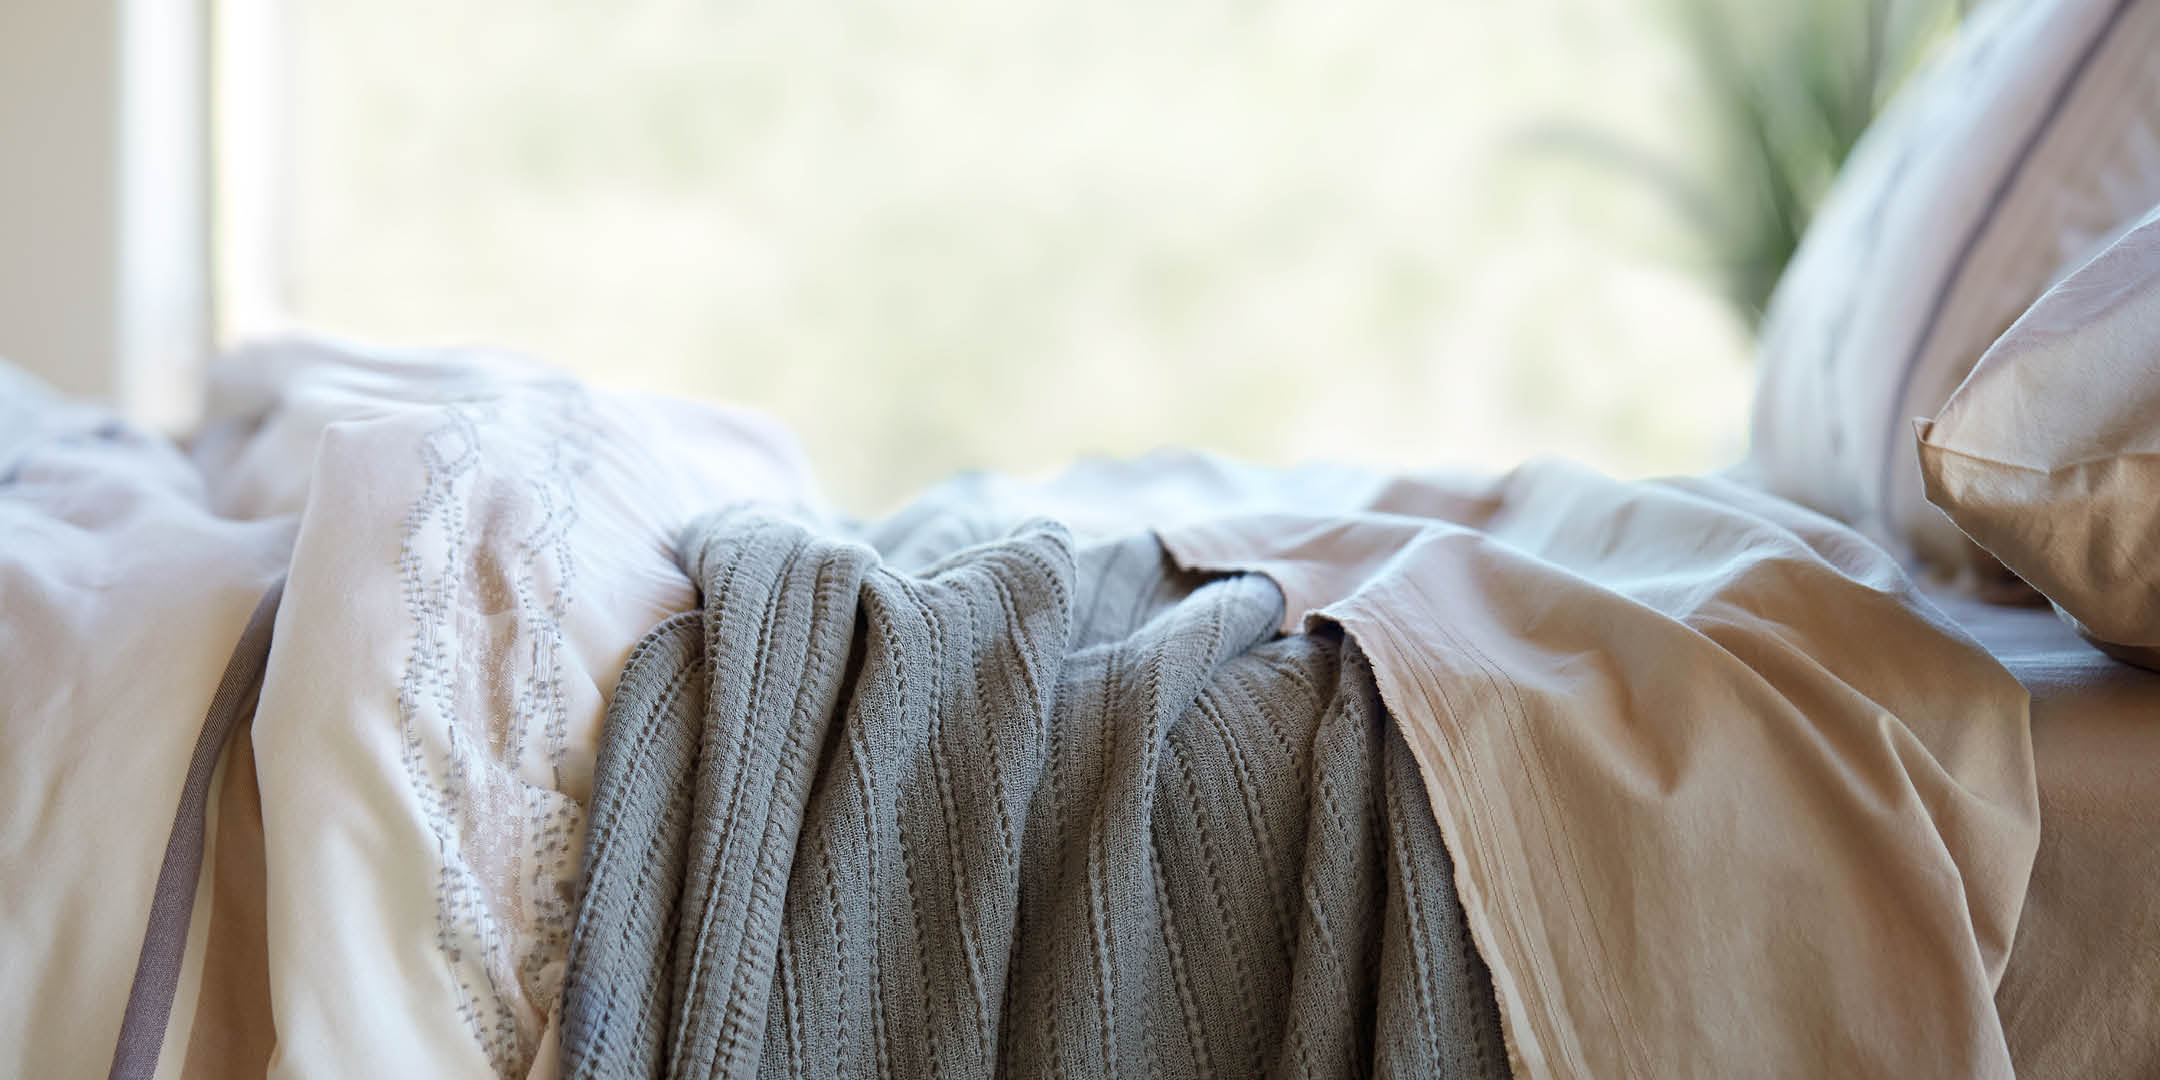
(108, 577, 285, 1080)
(1875, 0, 2137, 531)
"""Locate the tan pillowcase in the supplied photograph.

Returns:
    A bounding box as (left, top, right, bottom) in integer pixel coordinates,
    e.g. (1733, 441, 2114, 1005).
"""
(1749, 0, 2160, 583)
(1918, 205, 2160, 664)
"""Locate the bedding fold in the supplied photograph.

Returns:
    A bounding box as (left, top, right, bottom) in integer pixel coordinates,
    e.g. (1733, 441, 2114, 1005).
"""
(0, 365, 295, 1080)
(1161, 460, 2042, 1079)
(559, 508, 1511, 1079)
(7, 343, 2049, 1080)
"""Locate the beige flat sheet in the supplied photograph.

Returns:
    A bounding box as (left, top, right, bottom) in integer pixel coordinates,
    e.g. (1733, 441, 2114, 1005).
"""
(1157, 461, 2040, 1079)
(1929, 592, 2160, 1080)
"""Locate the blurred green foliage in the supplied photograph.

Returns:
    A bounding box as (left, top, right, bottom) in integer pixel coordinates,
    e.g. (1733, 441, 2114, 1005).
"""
(1529, 0, 1964, 328)
(1677, 0, 1963, 324)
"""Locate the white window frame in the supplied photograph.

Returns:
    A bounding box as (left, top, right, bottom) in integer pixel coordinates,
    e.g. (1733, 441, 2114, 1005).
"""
(0, 0, 211, 431)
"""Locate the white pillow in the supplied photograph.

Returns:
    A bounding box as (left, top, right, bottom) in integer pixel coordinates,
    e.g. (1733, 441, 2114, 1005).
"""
(1748, 0, 2160, 584)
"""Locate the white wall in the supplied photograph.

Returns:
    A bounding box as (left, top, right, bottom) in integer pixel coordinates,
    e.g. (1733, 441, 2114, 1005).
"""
(0, 0, 207, 429)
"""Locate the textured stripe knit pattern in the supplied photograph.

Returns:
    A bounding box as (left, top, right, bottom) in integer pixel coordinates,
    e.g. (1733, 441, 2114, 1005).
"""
(559, 506, 1508, 1079)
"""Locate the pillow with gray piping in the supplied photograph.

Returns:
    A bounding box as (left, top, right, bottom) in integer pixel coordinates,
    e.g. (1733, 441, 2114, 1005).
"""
(1746, 0, 2160, 591)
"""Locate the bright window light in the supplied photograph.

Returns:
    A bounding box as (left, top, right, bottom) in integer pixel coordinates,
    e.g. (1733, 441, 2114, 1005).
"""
(236, 0, 1756, 511)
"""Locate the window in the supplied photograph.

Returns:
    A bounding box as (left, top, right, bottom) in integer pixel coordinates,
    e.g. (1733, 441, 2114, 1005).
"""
(227, 0, 1756, 512)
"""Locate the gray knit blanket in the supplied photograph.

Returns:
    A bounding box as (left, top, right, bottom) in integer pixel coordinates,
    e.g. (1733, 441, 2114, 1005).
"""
(559, 504, 1509, 1079)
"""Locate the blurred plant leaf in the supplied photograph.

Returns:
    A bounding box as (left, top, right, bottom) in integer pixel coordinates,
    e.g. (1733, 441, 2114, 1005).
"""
(1522, 0, 1962, 333)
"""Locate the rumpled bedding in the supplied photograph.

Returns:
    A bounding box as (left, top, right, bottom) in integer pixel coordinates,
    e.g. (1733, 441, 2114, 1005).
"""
(0, 366, 292, 1078)
(1162, 466, 2039, 1078)
(2, 344, 2043, 1079)
(1928, 588, 2160, 1078)
(217, 345, 823, 1079)
(4, 342, 823, 1078)
(560, 510, 1508, 1079)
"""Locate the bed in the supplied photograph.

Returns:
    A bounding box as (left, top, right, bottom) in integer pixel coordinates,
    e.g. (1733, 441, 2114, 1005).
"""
(1, 347, 2151, 1079)
(7, 0, 2160, 1076)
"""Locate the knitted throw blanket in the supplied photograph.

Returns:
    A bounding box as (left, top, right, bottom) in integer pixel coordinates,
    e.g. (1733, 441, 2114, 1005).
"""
(559, 506, 1508, 1079)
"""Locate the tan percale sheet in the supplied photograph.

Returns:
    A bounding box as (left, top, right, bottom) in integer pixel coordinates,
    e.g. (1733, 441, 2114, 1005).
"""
(1929, 591, 2160, 1080)
(1160, 460, 2040, 1079)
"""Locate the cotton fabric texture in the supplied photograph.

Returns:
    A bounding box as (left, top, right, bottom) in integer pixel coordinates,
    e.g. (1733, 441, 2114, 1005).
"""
(1162, 461, 2040, 1079)
(5, 346, 2056, 1080)
(228, 346, 822, 1078)
(1918, 205, 2160, 667)
(88, 339, 825, 1079)
(0, 367, 294, 1080)
(1927, 587, 2160, 1079)
(1748, 0, 2160, 582)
